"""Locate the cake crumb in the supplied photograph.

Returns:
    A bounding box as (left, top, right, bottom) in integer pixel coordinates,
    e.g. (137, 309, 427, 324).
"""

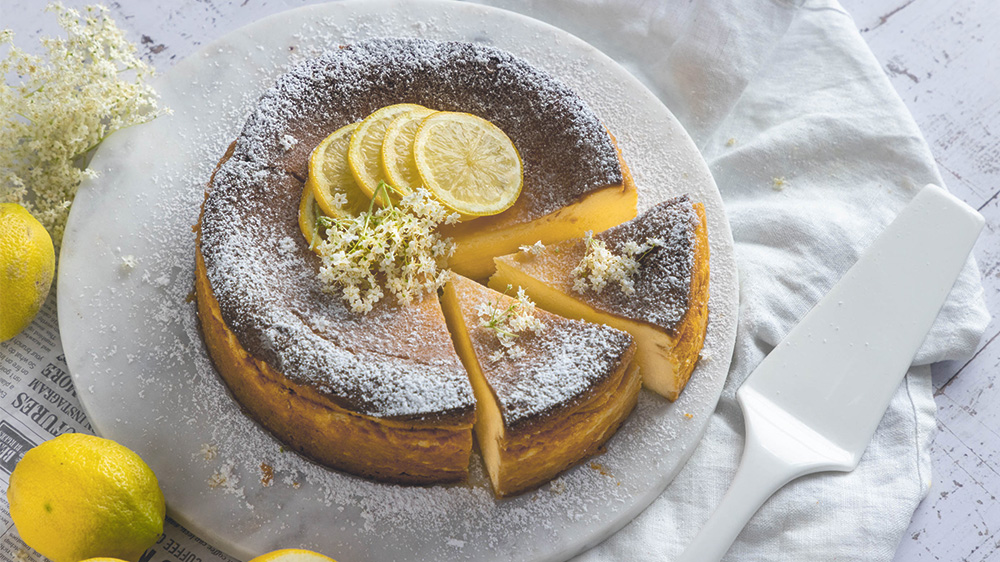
(120, 254, 137, 272)
(772, 176, 787, 190)
(279, 133, 298, 152)
(589, 462, 612, 477)
(199, 442, 218, 460)
(726, 137, 736, 147)
(208, 461, 243, 497)
(549, 479, 567, 494)
(260, 462, 274, 487)
(684, 412, 694, 419)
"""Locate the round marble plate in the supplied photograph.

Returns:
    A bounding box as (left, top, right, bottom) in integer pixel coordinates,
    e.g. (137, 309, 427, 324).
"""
(58, 1, 738, 560)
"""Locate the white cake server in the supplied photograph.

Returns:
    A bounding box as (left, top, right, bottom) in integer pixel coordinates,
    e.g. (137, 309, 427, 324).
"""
(676, 184, 984, 562)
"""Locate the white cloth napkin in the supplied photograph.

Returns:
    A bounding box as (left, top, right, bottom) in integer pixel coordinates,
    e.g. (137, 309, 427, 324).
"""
(479, 0, 990, 559)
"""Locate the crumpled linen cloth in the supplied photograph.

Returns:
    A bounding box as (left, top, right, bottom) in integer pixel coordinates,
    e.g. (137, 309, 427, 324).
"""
(477, 0, 990, 560)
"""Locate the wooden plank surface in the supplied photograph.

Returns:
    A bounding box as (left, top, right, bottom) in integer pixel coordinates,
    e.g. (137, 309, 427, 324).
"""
(838, 0, 1000, 560)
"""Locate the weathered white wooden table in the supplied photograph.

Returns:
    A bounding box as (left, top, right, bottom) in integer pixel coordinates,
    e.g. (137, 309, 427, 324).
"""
(836, 1, 1000, 560)
(3, 0, 996, 559)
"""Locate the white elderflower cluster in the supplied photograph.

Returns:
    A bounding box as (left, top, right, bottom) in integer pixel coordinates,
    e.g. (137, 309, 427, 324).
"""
(315, 183, 459, 313)
(572, 231, 664, 294)
(477, 284, 545, 362)
(1, 4, 167, 246)
(519, 240, 547, 256)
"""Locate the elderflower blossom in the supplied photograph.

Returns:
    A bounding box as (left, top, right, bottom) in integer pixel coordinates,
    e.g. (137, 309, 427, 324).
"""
(476, 285, 545, 361)
(572, 231, 664, 294)
(1, 4, 167, 246)
(314, 184, 458, 313)
(519, 240, 547, 256)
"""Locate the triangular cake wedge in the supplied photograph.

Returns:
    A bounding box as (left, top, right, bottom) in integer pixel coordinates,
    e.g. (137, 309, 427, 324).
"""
(440, 274, 640, 498)
(489, 195, 709, 401)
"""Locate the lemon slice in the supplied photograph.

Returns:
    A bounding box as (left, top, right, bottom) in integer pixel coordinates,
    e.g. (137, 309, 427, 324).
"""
(381, 107, 436, 193)
(348, 103, 428, 205)
(298, 182, 324, 250)
(413, 111, 522, 219)
(307, 122, 371, 218)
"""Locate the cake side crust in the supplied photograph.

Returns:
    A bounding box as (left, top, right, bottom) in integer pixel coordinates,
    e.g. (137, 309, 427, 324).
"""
(195, 246, 474, 484)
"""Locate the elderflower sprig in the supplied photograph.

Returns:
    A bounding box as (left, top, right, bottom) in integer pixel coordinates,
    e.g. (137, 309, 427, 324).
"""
(519, 240, 547, 256)
(476, 284, 545, 362)
(314, 182, 459, 313)
(1, 4, 168, 246)
(571, 231, 664, 294)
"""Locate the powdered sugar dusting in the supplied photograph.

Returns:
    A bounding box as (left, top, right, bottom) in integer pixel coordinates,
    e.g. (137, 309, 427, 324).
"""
(504, 196, 699, 331)
(200, 157, 474, 419)
(453, 275, 633, 426)
(231, 37, 623, 222)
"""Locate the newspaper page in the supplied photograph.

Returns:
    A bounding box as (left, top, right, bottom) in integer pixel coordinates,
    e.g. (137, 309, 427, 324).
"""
(0, 294, 239, 562)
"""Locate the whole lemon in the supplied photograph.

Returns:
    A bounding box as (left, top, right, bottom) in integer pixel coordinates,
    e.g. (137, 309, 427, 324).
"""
(0, 203, 55, 342)
(7, 434, 165, 562)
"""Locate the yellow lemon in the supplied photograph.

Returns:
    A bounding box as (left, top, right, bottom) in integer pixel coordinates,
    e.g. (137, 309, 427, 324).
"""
(348, 103, 428, 205)
(380, 107, 437, 193)
(299, 183, 324, 251)
(248, 549, 337, 562)
(413, 111, 522, 220)
(7, 433, 166, 562)
(306, 122, 371, 219)
(0, 203, 55, 342)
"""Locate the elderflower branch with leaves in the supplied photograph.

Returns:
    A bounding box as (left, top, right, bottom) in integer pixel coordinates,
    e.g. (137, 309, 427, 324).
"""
(571, 231, 664, 295)
(476, 284, 545, 362)
(0, 3, 168, 246)
(315, 182, 459, 314)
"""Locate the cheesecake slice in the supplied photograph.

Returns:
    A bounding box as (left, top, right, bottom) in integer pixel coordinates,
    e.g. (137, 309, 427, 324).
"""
(489, 195, 709, 401)
(440, 274, 640, 497)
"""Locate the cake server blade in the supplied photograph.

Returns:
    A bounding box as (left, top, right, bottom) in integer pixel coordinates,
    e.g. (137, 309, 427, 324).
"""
(676, 184, 983, 562)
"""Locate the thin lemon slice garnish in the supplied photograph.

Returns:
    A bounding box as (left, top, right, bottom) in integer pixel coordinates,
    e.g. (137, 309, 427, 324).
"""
(413, 111, 522, 219)
(381, 107, 437, 193)
(348, 103, 428, 205)
(306, 122, 371, 218)
(299, 182, 324, 251)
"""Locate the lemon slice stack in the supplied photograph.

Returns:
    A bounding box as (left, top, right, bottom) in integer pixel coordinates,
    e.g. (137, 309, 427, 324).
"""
(302, 103, 523, 242)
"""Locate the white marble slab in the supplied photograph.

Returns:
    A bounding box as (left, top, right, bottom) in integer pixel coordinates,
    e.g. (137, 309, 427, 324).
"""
(54, 2, 738, 560)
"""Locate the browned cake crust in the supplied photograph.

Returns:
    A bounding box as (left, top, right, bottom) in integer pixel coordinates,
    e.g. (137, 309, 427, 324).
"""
(496, 361, 640, 497)
(195, 247, 474, 484)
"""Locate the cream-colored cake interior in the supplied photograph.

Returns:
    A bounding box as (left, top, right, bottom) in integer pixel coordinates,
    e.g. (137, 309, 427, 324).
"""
(440, 279, 505, 492)
(445, 169, 637, 280)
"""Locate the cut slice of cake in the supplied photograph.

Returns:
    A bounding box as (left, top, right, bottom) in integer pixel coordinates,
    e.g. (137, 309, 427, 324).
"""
(440, 274, 640, 498)
(489, 195, 709, 401)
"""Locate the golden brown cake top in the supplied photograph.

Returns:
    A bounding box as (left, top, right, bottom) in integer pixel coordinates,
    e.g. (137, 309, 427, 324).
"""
(200, 159, 474, 422)
(230, 37, 623, 223)
(449, 275, 634, 429)
(500, 196, 699, 332)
